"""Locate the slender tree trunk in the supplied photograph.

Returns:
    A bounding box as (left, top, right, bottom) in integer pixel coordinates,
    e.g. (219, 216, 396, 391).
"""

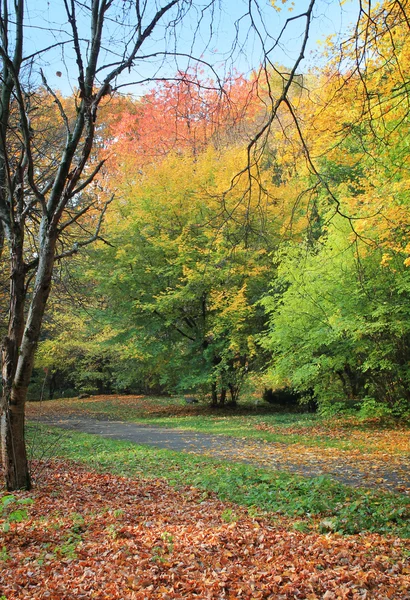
(211, 382, 218, 406)
(49, 371, 57, 400)
(0, 221, 4, 261)
(1, 227, 56, 490)
(219, 387, 226, 406)
(228, 383, 238, 406)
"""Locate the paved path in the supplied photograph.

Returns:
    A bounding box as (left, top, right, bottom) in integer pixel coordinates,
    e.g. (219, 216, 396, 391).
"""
(31, 415, 410, 494)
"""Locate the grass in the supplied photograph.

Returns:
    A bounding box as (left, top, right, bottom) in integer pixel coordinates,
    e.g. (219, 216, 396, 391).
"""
(27, 423, 410, 538)
(27, 394, 410, 455)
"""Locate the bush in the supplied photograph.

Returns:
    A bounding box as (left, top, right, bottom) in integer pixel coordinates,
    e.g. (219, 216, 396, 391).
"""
(262, 387, 317, 411)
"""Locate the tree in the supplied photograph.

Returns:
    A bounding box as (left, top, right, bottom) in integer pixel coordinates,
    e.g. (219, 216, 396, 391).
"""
(259, 0, 410, 416)
(107, 70, 261, 168)
(30, 53, 319, 403)
(261, 216, 410, 416)
(31, 66, 318, 404)
(78, 144, 276, 404)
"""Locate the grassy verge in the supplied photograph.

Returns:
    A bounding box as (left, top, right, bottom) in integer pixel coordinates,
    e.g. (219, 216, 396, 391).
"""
(27, 395, 410, 455)
(28, 423, 410, 538)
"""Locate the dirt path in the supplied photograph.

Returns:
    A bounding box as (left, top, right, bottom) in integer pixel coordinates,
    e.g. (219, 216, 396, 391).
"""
(31, 414, 410, 494)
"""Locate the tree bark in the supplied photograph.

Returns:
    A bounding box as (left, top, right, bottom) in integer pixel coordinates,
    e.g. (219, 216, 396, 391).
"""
(228, 383, 238, 406)
(1, 225, 56, 489)
(1, 394, 30, 491)
(1, 228, 30, 489)
(219, 387, 226, 406)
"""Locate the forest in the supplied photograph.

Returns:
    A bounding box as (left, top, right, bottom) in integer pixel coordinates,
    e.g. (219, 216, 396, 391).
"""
(1, 0, 410, 495)
(24, 3, 410, 420)
(2, 2, 410, 597)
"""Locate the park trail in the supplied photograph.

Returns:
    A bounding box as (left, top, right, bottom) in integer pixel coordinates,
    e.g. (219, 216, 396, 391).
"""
(30, 414, 410, 494)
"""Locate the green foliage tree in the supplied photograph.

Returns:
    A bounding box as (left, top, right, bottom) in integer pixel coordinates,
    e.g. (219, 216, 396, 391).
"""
(261, 216, 410, 416)
(81, 147, 278, 404)
(258, 0, 410, 417)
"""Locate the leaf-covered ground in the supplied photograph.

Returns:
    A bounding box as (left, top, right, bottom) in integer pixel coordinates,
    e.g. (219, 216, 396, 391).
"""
(2, 460, 410, 599)
(23, 425, 410, 538)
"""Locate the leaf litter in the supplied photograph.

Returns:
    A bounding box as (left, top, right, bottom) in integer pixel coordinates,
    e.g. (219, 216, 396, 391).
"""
(1, 460, 410, 599)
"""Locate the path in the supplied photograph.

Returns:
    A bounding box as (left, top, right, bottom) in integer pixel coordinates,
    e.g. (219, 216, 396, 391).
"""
(31, 414, 410, 494)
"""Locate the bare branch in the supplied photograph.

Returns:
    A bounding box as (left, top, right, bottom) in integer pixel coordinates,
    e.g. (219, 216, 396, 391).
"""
(63, 0, 86, 95)
(68, 159, 107, 199)
(54, 194, 114, 261)
(40, 69, 71, 139)
(94, 0, 180, 103)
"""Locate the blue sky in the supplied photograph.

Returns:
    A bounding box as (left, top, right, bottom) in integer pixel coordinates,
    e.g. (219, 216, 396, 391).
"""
(22, 0, 359, 96)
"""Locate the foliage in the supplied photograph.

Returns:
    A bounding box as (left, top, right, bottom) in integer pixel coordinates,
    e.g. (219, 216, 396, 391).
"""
(254, 2, 410, 417)
(26, 0, 410, 421)
(62, 145, 285, 403)
(31, 66, 313, 404)
(1, 495, 33, 533)
(261, 216, 410, 415)
(107, 71, 260, 170)
(34, 306, 143, 397)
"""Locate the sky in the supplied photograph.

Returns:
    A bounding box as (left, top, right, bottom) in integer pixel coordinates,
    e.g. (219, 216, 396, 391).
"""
(21, 0, 359, 96)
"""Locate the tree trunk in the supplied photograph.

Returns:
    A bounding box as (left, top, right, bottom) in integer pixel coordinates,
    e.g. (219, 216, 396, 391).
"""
(1, 396, 30, 490)
(219, 387, 226, 406)
(1, 230, 56, 490)
(228, 383, 238, 406)
(49, 371, 57, 400)
(1, 230, 31, 489)
(0, 221, 4, 261)
(211, 382, 218, 406)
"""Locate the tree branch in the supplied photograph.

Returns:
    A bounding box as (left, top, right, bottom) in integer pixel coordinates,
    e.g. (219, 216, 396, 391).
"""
(68, 159, 107, 199)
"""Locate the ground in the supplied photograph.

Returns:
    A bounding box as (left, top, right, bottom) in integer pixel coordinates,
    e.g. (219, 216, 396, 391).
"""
(30, 413, 410, 493)
(1, 461, 410, 599)
(1, 395, 410, 598)
(26, 395, 410, 493)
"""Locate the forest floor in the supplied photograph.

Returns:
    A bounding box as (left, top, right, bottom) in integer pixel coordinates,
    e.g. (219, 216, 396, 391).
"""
(2, 460, 410, 599)
(2, 395, 409, 598)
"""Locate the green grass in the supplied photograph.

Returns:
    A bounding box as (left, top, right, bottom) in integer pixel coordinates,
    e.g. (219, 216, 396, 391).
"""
(30, 395, 410, 454)
(28, 423, 410, 538)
